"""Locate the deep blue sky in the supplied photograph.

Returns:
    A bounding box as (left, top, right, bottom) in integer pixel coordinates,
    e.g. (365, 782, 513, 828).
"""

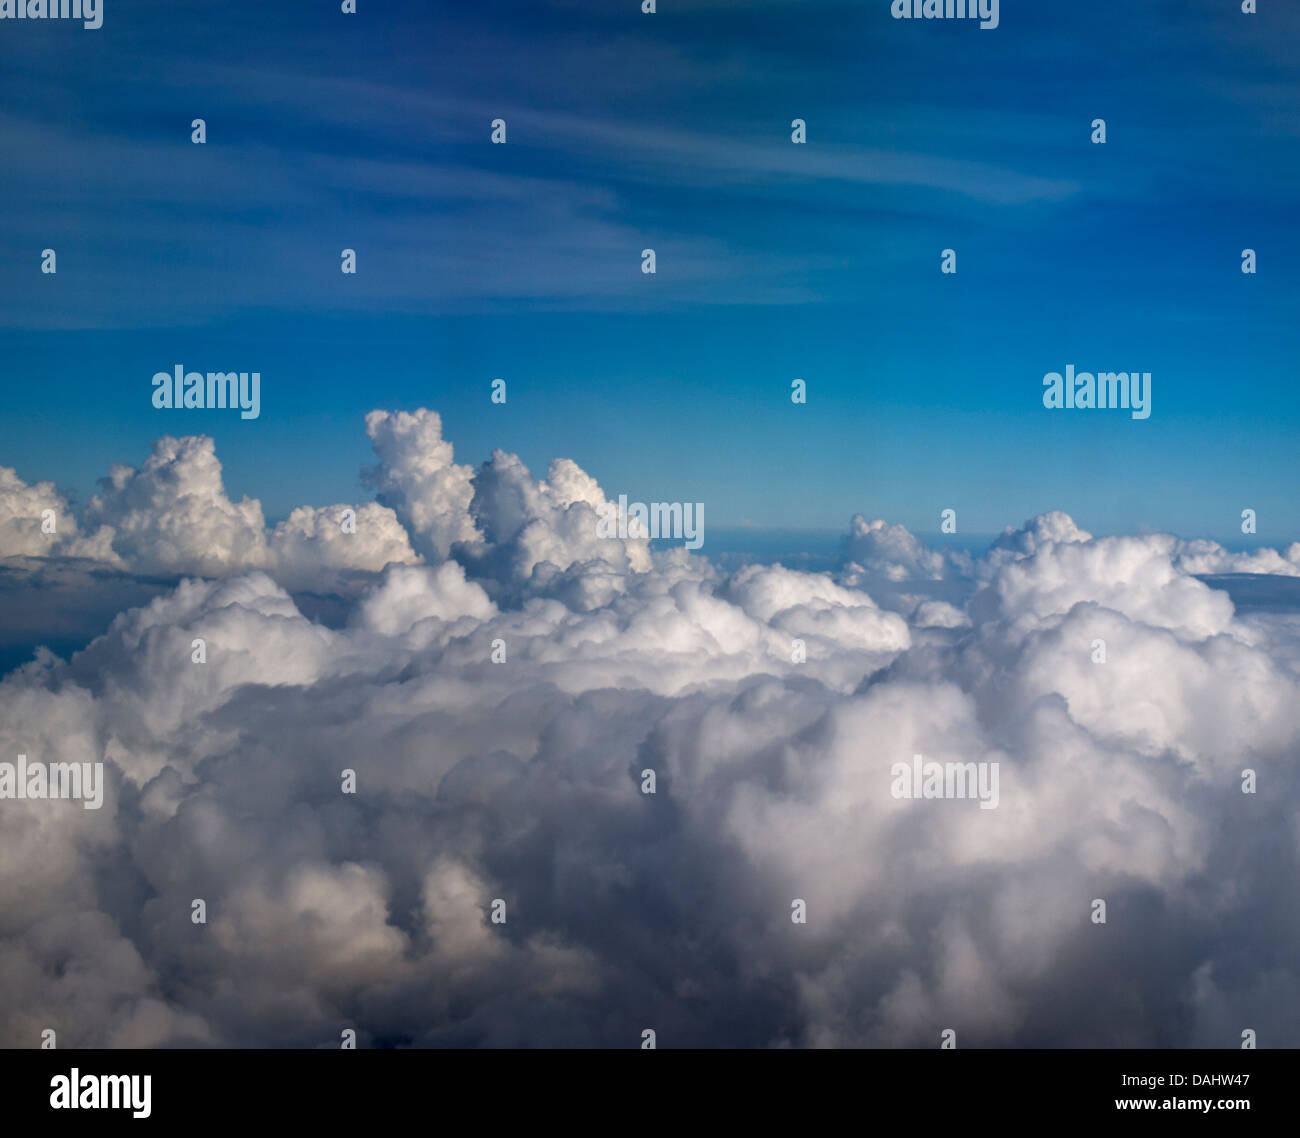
(1, 0, 1297, 538)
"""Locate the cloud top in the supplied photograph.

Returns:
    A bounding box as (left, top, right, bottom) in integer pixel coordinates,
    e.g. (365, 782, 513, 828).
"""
(1, 412, 1298, 1048)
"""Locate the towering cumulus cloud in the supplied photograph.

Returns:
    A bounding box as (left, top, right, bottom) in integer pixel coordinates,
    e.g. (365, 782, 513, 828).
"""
(0, 411, 1298, 1048)
(362, 409, 480, 562)
(1, 435, 421, 589)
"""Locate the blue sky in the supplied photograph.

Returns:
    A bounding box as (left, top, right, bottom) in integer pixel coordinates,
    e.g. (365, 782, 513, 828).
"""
(1, 0, 1297, 538)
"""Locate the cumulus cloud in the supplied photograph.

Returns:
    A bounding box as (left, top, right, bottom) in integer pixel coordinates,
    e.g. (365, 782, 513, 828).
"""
(268, 503, 422, 588)
(981, 509, 1093, 576)
(1, 412, 1299, 1049)
(1, 434, 421, 589)
(82, 436, 272, 576)
(1173, 537, 1300, 578)
(449, 448, 653, 609)
(971, 532, 1237, 640)
(0, 464, 118, 563)
(841, 515, 951, 582)
(362, 409, 480, 562)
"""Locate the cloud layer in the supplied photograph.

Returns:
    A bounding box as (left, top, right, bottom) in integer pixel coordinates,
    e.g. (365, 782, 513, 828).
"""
(1, 413, 1298, 1048)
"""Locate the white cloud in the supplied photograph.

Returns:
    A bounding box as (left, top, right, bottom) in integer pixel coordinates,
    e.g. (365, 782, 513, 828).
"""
(1173, 537, 1300, 578)
(83, 435, 271, 576)
(0, 464, 118, 563)
(362, 409, 480, 562)
(1, 414, 1298, 1048)
(974, 532, 1235, 640)
(2, 434, 421, 588)
(841, 515, 950, 582)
